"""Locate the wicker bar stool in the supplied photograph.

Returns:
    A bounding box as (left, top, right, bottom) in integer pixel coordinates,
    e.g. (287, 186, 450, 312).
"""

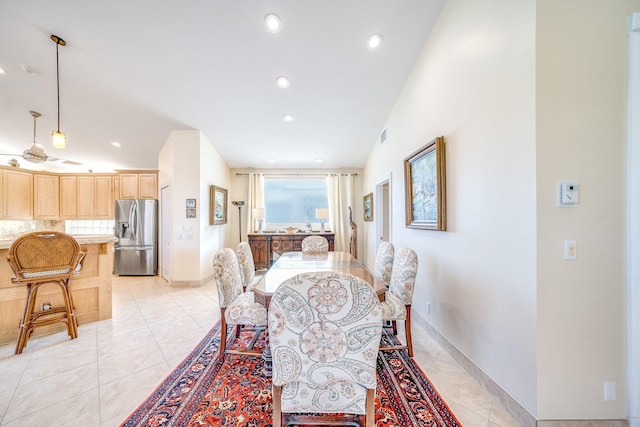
(8, 231, 85, 354)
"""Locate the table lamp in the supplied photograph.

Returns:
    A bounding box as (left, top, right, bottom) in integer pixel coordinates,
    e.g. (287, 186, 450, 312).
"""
(253, 208, 265, 233)
(315, 208, 329, 233)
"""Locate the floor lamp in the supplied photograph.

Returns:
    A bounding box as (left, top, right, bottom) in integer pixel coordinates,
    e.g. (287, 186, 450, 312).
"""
(231, 201, 246, 242)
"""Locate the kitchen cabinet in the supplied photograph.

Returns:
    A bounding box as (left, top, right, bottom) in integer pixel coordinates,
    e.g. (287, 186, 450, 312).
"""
(59, 175, 78, 219)
(34, 174, 60, 219)
(60, 174, 114, 219)
(118, 171, 158, 199)
(247, 233, 335, 269)
(2, 170, 33, 219)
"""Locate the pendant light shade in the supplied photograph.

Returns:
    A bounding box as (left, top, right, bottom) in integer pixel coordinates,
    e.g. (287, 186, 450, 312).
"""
(51, 34, 66, 149)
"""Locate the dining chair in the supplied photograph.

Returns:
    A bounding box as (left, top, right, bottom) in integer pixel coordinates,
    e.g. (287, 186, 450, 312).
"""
(379, 247, 418, 357)
(301, 235, 329, 254)
(373, 241, 394, 287)
(8, 231, 85, 354)
(213, 248, 268, 363)
(269, 271, 382, 427)
(236, 241, 264, 292)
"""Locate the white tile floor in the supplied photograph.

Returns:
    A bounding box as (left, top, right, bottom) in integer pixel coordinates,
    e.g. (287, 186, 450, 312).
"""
(0, 276, 521, 427)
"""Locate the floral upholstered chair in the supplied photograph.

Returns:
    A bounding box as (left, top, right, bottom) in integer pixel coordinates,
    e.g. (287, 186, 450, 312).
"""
(301, 235, 329, 254)
(373, 241, 394, 287)
(213, 248, 267, 363)
(379, 247, 418, 357)
(269, 271, 382, 427)
(236, 241, 263, 292)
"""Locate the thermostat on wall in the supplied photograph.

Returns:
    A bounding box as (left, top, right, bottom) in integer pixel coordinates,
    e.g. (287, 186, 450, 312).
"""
(557, 181, 579, 207)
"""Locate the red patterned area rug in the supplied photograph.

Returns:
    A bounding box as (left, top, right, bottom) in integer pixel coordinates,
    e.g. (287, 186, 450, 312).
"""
(121, 323, 461, 426)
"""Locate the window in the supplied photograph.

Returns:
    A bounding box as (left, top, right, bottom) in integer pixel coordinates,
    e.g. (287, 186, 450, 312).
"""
(264, 178, 328, 228)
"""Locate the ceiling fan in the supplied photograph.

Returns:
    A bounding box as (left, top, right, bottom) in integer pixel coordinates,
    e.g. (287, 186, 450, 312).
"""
(1, 111, 82, 168)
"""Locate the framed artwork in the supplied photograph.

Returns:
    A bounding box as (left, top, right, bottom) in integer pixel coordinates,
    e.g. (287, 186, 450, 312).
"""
(363, 193, 373, 221)
(186, 208, 196, 218)
(186, 198, 196, 208)
(210, 185, 228, 225)
(404, 136, 446, 231)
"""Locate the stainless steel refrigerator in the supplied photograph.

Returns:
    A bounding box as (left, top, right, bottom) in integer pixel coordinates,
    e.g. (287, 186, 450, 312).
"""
(114, 199, 158, 275)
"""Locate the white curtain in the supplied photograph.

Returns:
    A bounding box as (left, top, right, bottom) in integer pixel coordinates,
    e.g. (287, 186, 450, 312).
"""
(246, 173, 265, 235)
(326, 173, 355, 252)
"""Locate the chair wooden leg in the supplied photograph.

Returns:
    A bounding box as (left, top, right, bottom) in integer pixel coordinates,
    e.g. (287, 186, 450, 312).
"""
(15, 285, 36, 354)
(392, 320, 397, 336)
(405, 305, 413, 357)
(218, 308, 227, 363)
(272, 385, 282, 427)
(365, 388, 375, 427)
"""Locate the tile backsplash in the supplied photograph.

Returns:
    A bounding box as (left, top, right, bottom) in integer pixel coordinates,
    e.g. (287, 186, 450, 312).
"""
(0, 220, 114, 237)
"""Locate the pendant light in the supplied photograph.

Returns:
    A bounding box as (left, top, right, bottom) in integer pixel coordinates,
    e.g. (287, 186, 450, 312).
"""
(51, 34, 66, 149)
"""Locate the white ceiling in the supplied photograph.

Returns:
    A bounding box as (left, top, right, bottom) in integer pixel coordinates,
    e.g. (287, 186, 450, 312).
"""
(0, 1, 444, 173)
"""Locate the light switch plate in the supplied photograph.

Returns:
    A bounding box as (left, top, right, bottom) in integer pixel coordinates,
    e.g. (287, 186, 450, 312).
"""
(558, 181, 579, 207)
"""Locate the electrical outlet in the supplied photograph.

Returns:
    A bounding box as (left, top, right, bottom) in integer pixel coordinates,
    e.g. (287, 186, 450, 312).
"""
(41, 302, 52, 311)
(604, 381, 616, 401)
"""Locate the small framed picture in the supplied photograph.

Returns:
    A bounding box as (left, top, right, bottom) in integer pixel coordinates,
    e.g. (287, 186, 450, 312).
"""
(186, 199, 196, 208)
(210, 185, 228, 225)
(186, 208, 196, 218)
(363, 193, 373, 221)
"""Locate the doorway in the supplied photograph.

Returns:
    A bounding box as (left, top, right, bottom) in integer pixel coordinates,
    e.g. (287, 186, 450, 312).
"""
(375, 173, 392, 245)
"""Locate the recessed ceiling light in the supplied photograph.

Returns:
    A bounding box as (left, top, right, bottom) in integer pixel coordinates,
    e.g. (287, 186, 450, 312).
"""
(264, 14, 281, 33)
(0, 68, 6, 75)
(275, 75, 290, 88)
(268, 158, 276, 163)
(111, 141, 121, 147)
(282, 114, 295, 123)
(315, 158, 323, 163)
(20, 64, 39, 75)
(367, 34, 383, 49)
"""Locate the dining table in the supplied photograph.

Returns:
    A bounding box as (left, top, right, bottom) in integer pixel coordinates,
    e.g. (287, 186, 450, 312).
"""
(251, 251, 386, 307)
(251, 251, 387, 377)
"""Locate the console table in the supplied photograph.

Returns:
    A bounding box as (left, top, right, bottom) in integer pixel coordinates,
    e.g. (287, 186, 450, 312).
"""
(247, 232, 335, 269)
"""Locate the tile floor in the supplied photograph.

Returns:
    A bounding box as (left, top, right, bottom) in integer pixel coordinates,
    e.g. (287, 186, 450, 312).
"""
(0, 276, 521, 427)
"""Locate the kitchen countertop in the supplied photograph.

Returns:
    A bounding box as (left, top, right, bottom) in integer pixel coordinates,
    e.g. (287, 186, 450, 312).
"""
(0, 234, 117, 250)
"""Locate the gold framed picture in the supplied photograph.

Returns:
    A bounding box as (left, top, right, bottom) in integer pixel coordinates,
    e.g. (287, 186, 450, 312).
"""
(210, 186, 228, 225)
(363, 193, 373, 221)
(404, 136, 446, 231)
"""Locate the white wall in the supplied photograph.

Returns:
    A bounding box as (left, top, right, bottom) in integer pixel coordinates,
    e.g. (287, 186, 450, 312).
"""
(158, 130, 230, 285)
(199, 135, 231, 280)
(363, 0, 538, 414)
(363, 0, 636, 420)
(535, 0, 635, 419)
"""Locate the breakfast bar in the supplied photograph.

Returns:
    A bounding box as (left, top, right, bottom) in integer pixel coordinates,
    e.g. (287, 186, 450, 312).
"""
(0, 234, 117, 345)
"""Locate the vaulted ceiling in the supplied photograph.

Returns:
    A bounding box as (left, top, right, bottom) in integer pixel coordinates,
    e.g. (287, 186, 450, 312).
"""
(0, 1, 444, 172)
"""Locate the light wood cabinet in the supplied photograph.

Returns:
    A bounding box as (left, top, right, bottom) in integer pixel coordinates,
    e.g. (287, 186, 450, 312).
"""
(2, 170, 33, 219)
(95, 175, 113, 218)
(59, 176, 79, 219)
(77, 176, 96, 218)
(34, 174, 60, 219)
(118, 171, 158, 199)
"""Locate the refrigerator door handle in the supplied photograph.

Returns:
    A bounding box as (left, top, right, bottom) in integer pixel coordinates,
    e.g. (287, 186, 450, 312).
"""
(129, 201, 137, 242)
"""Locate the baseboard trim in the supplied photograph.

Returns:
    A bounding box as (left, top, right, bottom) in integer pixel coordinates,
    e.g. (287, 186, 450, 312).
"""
(412, 312, 537, 427)
(169, 274, 214, 288)
(537, 421, 628, 427)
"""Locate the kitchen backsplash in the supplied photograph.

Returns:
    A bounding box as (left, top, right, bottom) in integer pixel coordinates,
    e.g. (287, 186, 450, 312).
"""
(0, 220, 114, 237)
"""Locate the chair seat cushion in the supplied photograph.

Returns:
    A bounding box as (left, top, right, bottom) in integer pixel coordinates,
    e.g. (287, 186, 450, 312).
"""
(379, 293, 406, 320)
(225, 291, 267, 326)
(281, 380, 368, 414)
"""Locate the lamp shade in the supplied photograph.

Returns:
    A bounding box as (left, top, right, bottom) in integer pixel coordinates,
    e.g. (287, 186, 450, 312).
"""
(253, 208, 265, 218)
(315, 208, 329, 220)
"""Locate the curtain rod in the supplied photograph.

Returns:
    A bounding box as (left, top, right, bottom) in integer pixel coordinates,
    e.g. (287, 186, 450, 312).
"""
(235, 172, 358, 176)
